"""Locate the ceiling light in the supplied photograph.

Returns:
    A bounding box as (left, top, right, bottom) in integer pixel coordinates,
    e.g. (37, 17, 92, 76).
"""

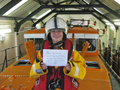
(114, 22, 120, 25)
(106, 22, 112, 25)
(106, 22, 120, 26)
(83, 0, 89, 4)
(37, 9, 51, 19)
(0, 25, 11, 34)
(114, 0, 120, 4)
(0, 29, 11, 34)
(93, 7, 103, 14)
(3, 0, 28, 15)
(113, 19, 120, 22)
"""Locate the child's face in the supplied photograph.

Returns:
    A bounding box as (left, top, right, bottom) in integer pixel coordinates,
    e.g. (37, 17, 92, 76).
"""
(50, 30, 63, 44)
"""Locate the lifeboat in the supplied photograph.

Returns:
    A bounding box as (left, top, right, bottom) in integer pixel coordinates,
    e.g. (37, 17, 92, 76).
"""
(0, 27, 111, 90)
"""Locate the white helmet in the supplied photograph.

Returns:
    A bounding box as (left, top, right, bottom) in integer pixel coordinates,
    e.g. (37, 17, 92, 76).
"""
(45, 17, 68, 39)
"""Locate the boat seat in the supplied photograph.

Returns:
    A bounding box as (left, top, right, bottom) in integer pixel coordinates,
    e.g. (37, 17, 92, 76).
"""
(24, 40, 37, 64)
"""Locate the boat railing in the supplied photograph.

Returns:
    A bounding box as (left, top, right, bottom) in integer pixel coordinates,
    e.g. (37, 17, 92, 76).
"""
(0, 44, 26, 72)
(99, 41, 120, 83)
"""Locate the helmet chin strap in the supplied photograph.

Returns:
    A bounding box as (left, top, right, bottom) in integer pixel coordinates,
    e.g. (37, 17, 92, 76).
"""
(49, 40, 64, 48)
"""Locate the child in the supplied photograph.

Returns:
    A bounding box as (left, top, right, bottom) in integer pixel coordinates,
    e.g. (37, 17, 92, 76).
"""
(30, 17, 86, 90)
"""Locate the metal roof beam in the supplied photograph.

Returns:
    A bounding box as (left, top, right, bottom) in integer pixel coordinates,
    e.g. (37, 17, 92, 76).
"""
(32, 9, 55, 27)
(69, 0, 75, 5)
(92, 13, 106, 26)
(44, 5, 102, 8)
(95, 11, 119, 30)
(14, 1, 49, 32)
(74, 0, 82, 5)
(52, 13, 58, 18)
(0, 16, 22, 20)
(41, 13, 58, 27)
(37, 0, 45, 5)
(49, 0, 56, 5)
(51, 0, 73, 5)
(96, 0, 120, 19)
(0, 16, 36, 20)
(56, 0, 71, 5)
(89, 0, 95, 5)
(53, 10, 95, 14)
(0, 0, 22, 16)
(82, 0, 119, 31)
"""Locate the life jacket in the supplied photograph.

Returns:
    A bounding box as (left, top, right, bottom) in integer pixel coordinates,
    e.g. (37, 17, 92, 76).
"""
(34, 39, 79, 90)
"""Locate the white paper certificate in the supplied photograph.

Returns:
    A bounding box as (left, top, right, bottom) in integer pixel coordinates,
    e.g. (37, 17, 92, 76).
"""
(43, 49, 68, 66)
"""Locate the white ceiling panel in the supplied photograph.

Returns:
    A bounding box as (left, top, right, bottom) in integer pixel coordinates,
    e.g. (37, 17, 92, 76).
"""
(6, 0, 40, 18)
(0, 0, 11, 9)
(0, 0, 120, 27)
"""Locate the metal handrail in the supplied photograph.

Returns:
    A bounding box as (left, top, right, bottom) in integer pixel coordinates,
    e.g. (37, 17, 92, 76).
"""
(99, 54, 120, 83)
(0, 44, 26, 72)
(101, 41, 120, 76)
(118, 51, 120, 75)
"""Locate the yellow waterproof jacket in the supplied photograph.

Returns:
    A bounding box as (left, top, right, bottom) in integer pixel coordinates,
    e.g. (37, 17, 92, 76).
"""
(30, 39, 86, 90)
(30, 49, 86, 80)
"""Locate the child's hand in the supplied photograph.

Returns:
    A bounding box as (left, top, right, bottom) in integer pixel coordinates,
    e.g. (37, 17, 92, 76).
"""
(66, 63, 71, 71)
(40, 62, 47, 70)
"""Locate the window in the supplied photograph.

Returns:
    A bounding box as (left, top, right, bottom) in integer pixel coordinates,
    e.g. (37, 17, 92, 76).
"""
(76, 39, 97, 51)
(0, 24, 11, 34)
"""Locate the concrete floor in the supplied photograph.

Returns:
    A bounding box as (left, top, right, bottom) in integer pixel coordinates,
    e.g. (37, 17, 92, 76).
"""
(110, 73, 120, 90)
